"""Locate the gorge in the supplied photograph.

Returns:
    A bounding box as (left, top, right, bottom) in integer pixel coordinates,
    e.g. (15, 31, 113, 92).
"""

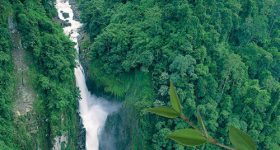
(0, 0, 279, 149)
(55, 0, 119, 149)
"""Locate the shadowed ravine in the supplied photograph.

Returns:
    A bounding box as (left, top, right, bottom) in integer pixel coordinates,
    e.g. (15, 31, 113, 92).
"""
(55, 1, 119, 149)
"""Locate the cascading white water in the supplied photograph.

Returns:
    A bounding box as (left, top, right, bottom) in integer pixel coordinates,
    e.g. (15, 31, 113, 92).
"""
(55, 1, 118, 149)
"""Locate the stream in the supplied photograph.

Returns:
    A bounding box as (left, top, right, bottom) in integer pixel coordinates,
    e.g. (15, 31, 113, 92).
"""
(55, 1, 119, 149)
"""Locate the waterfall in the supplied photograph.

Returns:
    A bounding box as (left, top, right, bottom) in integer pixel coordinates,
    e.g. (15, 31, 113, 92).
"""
(55, 1, 118, 149)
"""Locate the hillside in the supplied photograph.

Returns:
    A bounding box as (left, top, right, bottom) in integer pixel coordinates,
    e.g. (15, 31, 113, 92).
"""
(0, 0, 79, 149)
(78, 0, 280, 149)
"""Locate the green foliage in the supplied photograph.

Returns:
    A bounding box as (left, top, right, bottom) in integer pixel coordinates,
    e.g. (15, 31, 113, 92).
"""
(168, 129, 206, 146)
(146, 107, 179, 119)
(0, 0, 79, 149)
(169, 82, 182, 113)
(88, 60, 132, 98)
(148, 83, 256, 150)
(78, 0, 280, 149)
(0, 1, 16, 149)
(229, 126, 256, 150)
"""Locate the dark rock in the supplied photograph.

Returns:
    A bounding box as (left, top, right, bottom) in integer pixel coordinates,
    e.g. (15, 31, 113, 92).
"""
(61, 20, 71, 27)
(78, 117, 86, 150)
(99, 105, 145, 150)
(62, 12, 70, 19)
(69, 0, 81, 21)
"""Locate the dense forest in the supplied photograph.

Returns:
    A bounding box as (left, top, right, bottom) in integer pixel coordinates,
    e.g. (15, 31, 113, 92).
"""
(0, 1, 15, 149)
(78, 0, 280, 149)
(0, 0, 279, 149)
(0, 0, 79, 149)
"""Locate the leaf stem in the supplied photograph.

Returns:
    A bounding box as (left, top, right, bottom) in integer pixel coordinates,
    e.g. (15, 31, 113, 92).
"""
(208, 138, 235, 150)
(180, 114, 235, 150)
(180, 114, 197, 129)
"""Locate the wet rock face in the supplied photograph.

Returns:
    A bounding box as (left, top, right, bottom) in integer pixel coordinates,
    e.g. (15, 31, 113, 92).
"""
(8, 16, 36, 117)
(100, 106, 141, 150)
(78, 120, 86, 150)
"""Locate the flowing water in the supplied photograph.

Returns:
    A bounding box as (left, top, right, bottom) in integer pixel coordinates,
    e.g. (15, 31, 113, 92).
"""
(55, 1, 118, 149)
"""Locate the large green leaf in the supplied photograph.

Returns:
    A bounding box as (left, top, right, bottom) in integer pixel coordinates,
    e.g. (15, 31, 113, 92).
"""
(169, 82, 182, 113)
(168, 129, 207, 146)
(146, 107, 180, 118)
(229, 126, 256, 150)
